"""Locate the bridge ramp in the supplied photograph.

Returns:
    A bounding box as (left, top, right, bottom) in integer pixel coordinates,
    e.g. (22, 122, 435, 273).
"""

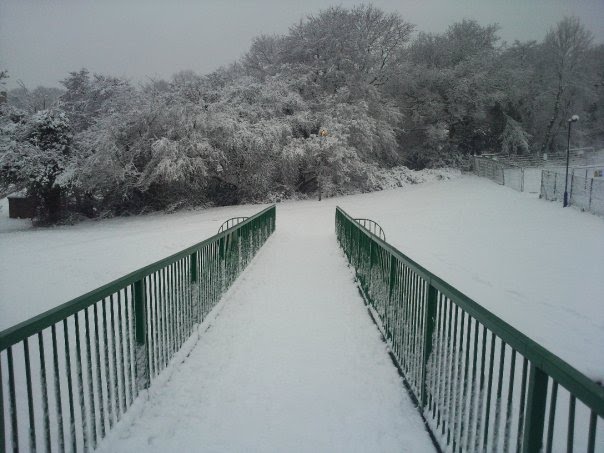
(97, 202, 433, 452)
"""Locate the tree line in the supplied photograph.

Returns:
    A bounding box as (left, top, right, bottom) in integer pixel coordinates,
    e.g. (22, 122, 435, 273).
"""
(1, 5, 602, 224)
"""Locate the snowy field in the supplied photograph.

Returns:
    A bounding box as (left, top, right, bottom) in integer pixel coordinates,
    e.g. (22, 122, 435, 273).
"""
(1, 174, 603, 381)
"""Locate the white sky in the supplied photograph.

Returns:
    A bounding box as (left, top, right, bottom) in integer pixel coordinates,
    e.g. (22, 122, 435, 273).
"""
(1, 0, 603, 90)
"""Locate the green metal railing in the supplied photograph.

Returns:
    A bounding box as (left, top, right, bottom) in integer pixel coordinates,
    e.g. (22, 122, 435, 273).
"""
(336, 206, 604, 452)
(218, 217, 249, 233)
(354, 218, 386, 241)
(0, 205, 275, 453)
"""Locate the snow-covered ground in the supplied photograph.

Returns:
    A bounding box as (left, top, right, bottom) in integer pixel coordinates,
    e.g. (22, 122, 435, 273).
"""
(2, 175, 603, 380)
(336, 176, 604, 381)
(0, 198, 270, 329)
(94, 203, 433, 452)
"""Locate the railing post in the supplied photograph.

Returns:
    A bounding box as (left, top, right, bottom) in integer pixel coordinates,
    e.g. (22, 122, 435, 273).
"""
(190, 251, 199, 323)
(0, 359, 5, 453)
(522, 363, 548, 452)
(421, 283, 438, 407)
(133, 279, 150, 392)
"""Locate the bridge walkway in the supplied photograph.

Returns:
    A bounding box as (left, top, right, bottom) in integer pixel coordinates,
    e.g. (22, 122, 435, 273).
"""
(97, 202, 433, 453)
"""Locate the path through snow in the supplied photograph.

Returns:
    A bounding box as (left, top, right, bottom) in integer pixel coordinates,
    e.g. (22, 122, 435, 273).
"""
(96, 205, 433, 452)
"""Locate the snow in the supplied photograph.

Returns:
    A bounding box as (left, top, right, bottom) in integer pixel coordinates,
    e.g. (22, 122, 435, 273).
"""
(1, 172, 603, 449)
(0, 201, 270, 329)
(94, 202, 433, 452)
(336, 175, 604, 381)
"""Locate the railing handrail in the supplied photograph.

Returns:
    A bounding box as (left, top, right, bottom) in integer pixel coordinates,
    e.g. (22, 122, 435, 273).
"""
(336, 206, 604, 417)
(218, 216, 249, 233)
(354, 218, 386, 241)
(0, 204, 275, 351)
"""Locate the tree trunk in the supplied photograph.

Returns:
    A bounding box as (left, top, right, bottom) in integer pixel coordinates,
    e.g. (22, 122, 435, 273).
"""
(540, 78, 564, 154)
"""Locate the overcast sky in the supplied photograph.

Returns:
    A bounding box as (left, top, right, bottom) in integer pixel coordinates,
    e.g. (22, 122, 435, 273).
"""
(1, 0, 603, 90)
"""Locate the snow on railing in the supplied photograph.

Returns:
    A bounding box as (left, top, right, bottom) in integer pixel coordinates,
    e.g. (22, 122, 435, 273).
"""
(0, 205, 276, 453)
(336, 206, 604, 453)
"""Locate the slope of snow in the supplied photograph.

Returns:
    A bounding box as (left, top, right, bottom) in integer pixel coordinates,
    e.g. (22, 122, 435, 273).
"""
(95, 204, 433, 452)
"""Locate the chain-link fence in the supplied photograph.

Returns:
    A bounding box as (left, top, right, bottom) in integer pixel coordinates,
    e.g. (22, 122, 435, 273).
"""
(474, 149, 604, 195)
(541, 169, 604, 216)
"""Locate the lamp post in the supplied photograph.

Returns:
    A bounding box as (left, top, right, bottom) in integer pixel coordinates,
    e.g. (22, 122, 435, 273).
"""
(563, 115, 579, 207)
(318, 129, 328, 201)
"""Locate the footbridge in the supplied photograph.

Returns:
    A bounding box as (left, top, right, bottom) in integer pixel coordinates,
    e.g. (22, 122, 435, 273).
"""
(1, 205, 603, 452)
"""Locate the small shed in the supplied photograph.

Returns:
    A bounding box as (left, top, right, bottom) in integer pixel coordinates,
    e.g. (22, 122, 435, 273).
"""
(7, 193, 36, 219)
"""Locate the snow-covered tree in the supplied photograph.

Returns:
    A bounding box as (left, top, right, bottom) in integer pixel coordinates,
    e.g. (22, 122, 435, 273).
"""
(0, 108, 73, 223)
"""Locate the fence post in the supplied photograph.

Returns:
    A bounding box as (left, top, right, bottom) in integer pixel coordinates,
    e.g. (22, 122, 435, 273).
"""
(133, 279, 150, 392)
(588, 178, 593, 212)
(553, 172, 557, 198)
(521, 168, 525, 192)
(521, 364, 548, 452)
(420, 283, 438, 407)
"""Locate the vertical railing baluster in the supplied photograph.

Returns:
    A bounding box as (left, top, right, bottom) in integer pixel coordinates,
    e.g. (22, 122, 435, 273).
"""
(475, 326, 487, 451)
(493, 341, 507, 450)
(84, 308, 98, 449)
(117, 291, 127, 415)
(464, 317, 480, 451)
(587, 411, 597, 453)
(0, 356, 5, 453)
(503, 349, 516, 453)
(458, 311, 472, 452)
(516, 357, 529, 453)
(191, 251, 199, 327)
(109, 295, 120, 423)
(443, 298, 454, 438)
(162, 268, 169, 368)
(101, 299, 112, 430)
(545, 380, 558, 453)
(92, 304, 104, 440)
(38, 332, 52, 453)
(154, 271, 161, 372)
(146, 276, 154, 380)
(7, 346, 19, 452)
(452, 307, 466, 451)
(74, 313, 89, 452)
(62, 320, 76, 453)
(23, 338, 37, 453)
(133, 279, 150, 394)
(51, 324, 65, 452)
(482, 332, 496, 450)
(447, 305, 460, 446)
(420, 283, 437, 408)
(126, 286, 136, 402)
(567, 395, 576, 452)
(521, 364, 548, 453)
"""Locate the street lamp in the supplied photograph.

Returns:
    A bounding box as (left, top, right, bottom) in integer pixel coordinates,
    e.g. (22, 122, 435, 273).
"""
(318, 129, 328, 201)
(563, 115, 579, 208)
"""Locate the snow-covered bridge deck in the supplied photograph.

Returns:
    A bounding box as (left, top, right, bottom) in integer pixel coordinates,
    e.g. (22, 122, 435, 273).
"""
(95, 206, 433, 452)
